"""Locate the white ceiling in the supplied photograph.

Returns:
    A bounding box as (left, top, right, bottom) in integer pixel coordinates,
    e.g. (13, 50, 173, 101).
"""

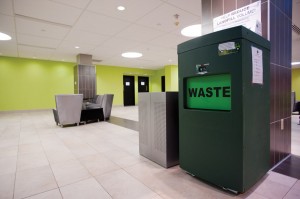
(0, 0, 299, 69)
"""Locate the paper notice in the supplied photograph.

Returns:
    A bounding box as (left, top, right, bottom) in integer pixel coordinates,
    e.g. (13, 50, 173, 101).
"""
(251, 46, 263, 84)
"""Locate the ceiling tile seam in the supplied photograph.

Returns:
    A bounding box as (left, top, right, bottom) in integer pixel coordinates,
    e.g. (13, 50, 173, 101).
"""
(15, 14, 72, 28)
(52, 0, 94, 60)
(67, 2, 167, 62)
(12, 0, 19, 57)
(49, 0, 88, 10)
(16, 32, 62, 43)
(18, 43, 56, 50)
(129, 1, 166, 23)
(166, 2, 202, 21)
(129, 2, 179, 33)
(163, 1, 202, 19)
(85, 1, 165, 25)
(60, 0, 136, 58)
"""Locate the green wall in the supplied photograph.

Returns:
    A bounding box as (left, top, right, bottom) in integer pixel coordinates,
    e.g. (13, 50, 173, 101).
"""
(0, 56, 74, 111)
(96, 65, 157, 106)
(149, 68, 165, 92)
(292, 68, 300, 100)
(165, 65, 178, 91)
(0, 56, 179, 110)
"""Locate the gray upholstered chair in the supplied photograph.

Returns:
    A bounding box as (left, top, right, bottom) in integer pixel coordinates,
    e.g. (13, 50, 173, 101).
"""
(53, 94, 83, 127)
(87, 94, 114, 120)
(102, 94, 114, 120)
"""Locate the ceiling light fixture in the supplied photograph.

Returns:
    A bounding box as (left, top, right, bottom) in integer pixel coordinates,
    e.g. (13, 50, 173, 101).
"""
(117, 6, 125, 11)
(75, 46, 80, 49)
(0, 32, 12, 40)
(181, 24, 202, 37)
(292, 62, 300, 65)
(122, 52, 142, 58)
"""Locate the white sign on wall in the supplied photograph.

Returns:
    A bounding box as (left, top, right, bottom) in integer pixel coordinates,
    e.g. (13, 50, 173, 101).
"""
(251, 46, 263, 84)
(213, 1, 261, 35)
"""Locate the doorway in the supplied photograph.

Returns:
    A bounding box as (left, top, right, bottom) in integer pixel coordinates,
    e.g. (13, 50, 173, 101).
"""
(161, 76, 165, 92)
(123, 75, 135, 106)
(138, 76, 149, 92)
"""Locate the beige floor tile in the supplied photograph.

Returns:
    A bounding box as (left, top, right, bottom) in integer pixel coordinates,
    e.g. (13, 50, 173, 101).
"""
(0, 109, 299, 199)
(283, 180, 300, 199)
(79, 154, 120, 176)
(51, 159, 91, 187)
(126, 162, 234, 199)
(14, 165, 58, 199)
(0, 137, 19, 148)
(66, 143, 98, 158)
(17, 152, 49, 171)
(0, 173, 15, 199)
(96, 169, 159, 199)
(238, 192, 269, 199)
(0, 145, 18, 158)
(292, 180, 300, 190)
(19, 134, 40, 145)
(18, 143, 44, 155)
(103, 149, 147, 168)
(266, 171, 298, 186)
(0, 156, 17, 175)
(253, 179, 292, 199)
(46, 151, 76, 164)
(284, 188, 300, 199)
(60, 178, 111, 199)
(88, 140, 120, 153)
(25, 189, 62, 199)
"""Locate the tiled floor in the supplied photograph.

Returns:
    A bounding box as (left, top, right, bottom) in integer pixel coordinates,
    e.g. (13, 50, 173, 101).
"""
(0, 107, 300, 199)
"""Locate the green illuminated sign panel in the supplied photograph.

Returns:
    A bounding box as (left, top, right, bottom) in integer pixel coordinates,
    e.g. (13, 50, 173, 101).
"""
(186, 74, 231, 110)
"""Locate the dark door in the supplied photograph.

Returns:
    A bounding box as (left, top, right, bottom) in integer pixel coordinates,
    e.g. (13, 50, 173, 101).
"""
(123, 75, 135, 106)
(138, 76, 149, 92)
(161, 76, 165, 92)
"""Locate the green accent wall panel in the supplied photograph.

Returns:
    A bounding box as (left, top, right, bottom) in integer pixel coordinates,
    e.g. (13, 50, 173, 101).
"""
(95, 65, 156, 106)
(151, 68, 165, 92)
(0, 56, 74, 111)
(292, 68, 300, 100)
(0, 56, 179, 110)
(165, 65, 178, 91)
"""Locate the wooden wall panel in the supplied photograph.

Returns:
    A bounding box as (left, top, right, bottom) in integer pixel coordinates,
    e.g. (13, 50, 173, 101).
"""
(201, 0, 292, 167)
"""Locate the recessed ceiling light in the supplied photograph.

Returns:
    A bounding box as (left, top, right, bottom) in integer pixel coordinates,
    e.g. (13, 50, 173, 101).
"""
(117, 6, 125, 11)
(122, 52, 142, 58)
(75, 46, 80, 49)
(0, 32, 12, 40)
(292, 62, 300, 65)
(181, 24, 202, 37)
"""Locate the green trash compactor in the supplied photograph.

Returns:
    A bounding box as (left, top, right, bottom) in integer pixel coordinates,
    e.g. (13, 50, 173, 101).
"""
(177, 26, 270, 193)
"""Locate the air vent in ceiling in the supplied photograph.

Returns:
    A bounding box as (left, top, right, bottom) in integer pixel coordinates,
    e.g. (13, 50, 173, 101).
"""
(92, 59, 102, 63)
(292, 24, 300, 35)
